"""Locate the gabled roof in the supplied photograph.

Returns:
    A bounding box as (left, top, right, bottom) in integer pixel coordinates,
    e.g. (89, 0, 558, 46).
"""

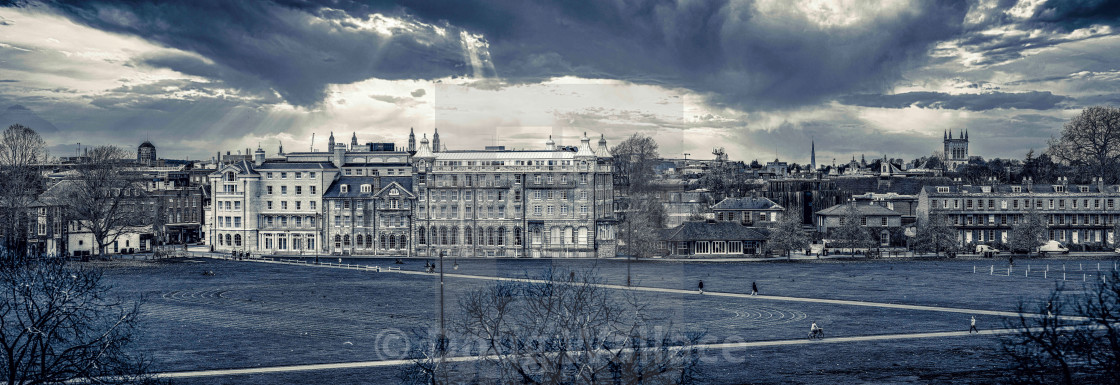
(660, 221, 770, 242)
(816, 203, 901, 217)
(208, 161, 259, 177)
(324, 176, 414, 198)
(374, 178, 416, 198)
(711, 197, 783, 211)
(921, 184, 1120, 195)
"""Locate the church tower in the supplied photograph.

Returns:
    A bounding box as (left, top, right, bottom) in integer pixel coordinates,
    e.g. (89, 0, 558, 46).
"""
(408, 127, 416, 152)
(351, 132, 358, 149)
(328, 132, 335, 150)
(943, 129, 969, 168)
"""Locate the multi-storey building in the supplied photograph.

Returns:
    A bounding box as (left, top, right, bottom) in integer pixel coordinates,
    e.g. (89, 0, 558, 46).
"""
(207, 131, 619, 258)
(411, 132, 616, 258)
(917, 177, 1120, 247)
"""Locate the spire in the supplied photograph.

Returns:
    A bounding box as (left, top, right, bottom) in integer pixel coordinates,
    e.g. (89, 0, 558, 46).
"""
(328, 131, 335, 149)
(408, 127, 416, 152)
(432, 128, 441, 152)
(595, 133, 611, 157)
(948, 130, 952, 140)
(811, 138, 816, 171)
(351, 132, 358, 147)
(944, 130, 947, 140)
(414, 133, 434, 158)
(965, 129, 969, 140)
(575, 132, 595, 157)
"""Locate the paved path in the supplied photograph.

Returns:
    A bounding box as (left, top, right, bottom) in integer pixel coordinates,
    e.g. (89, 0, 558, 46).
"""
(152, 327, 1028, 379)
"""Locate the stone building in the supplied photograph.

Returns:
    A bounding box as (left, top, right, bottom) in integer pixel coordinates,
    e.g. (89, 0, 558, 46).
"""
(411, 132, 616, 258)
(711, 196, 785, 226)
(917, 177, 1120, 247)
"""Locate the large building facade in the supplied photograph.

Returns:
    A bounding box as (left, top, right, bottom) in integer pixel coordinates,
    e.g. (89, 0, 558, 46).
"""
(206, 131, 618, 258)
(917, 178, 1120, 247)
(943, 130, 969, 168)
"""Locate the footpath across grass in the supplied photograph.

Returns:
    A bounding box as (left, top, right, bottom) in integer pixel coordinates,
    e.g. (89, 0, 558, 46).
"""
(92, 255, 1115, 384)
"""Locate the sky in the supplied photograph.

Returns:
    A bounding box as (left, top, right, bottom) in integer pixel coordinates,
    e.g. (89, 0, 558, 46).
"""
(0, 0, 1118, 165)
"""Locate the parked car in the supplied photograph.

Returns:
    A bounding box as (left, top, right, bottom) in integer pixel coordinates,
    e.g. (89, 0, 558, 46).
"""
(975, 244, 1000, 257)
(1039, 240, 1070, 255)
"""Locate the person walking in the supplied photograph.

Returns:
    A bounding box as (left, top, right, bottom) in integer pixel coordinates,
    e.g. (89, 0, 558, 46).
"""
(751, 281, 758, 296)
(969, 316, 979, 334)
(698, 280, 704, 294)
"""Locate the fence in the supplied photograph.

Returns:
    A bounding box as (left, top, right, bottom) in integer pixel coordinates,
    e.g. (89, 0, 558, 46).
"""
(972, 261, 1118, 282)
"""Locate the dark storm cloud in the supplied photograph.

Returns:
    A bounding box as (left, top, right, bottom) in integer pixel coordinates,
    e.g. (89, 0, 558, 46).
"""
(30, 0, 470, 107)
(0, 80, 18, 83)
(1029, 0, 1120, 30)
(839, 91, 1068, 111)
(19, 0, 972, 110)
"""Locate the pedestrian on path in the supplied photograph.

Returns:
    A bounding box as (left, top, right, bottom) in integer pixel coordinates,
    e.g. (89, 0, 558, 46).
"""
(698, 280, 704, 294)
(969, 316, 978, 334)
(751, 281, 758, 296)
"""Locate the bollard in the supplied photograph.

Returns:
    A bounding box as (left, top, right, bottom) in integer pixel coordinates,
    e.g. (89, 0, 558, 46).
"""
(1080, 263, 1083, 271)
(1047, 264, 1050, 272)
(1026, 269, 1029, 277)
(991, 265, 994, 275)
(1064, 272, 1067, 281)
(974, 265, 976, 274)
(1008, 267, 1011, 276)
(1045, 271, 1048, 279)
(1084, 274, 1087, 281)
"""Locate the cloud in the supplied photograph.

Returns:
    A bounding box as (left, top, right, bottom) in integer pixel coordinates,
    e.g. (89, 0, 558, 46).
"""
(24, 0, 976, 111)
(838, 91, 1069, 110)
(410, 88, 426, 98)
(369, 94, 423, 108)
(0, 79, 18, 83)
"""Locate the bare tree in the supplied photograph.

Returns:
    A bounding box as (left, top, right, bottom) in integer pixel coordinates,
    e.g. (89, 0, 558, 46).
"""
(832, 203, 871, 255)
(768, 208, 809, 259)
(0, 256, 153, 384)
(610, 133, 660, 195)
(61, 146, 151, 258)
(0, 124, 48, 256)
(1008, 207, 1048, 256)
(619, 193, 667, 259)
(404, 268, 703, 385)
(913, 214, 957, 257)
(1047, 106, 1120, 183)
(1002, 269, 1120, 384)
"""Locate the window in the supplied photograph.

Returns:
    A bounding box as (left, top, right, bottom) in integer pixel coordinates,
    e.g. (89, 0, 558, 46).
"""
(547, 205, 555, 215)
(881, 217, 887, 226)
(341, 185, 349, 194)
(1080, 186, 1089, 193)
(310, 186, 316, 194)
(281, 186, 288, 195)
(1012, 186, 1022, 193)
(937, 187, 949, 193)
(295, 172, 302, 179)
(295, 201, 301, 210)
(267, 186, 274, 195)
(860, 217, 867, 226)
(281, 201, 288, 210)
(310, 201, 316, 210)
(361, 184, 371, 193)
(267, 201, 273, 210)
(534, 206, 542, 216)
(1055, 185, 1065, 192)
(295, 186, 302, 195)
(267, 172, 274, 179)
(280, 172, 287, 179)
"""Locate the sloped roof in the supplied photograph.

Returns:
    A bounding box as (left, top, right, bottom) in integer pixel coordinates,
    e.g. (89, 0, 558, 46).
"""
(661, 221, 770, 242)
(256, 161, 334, 170)
(711, 197, 783, 211)
(816, 203, 901, 217)
(324, 176, 414, 198)
(921, 183, 1120, 195)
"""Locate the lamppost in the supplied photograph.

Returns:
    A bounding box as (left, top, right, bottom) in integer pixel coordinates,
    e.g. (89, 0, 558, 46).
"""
(438, 249, 447, 353)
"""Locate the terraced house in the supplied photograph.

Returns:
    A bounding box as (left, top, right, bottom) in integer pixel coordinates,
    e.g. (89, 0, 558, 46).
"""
(917, 177, 1120, 247)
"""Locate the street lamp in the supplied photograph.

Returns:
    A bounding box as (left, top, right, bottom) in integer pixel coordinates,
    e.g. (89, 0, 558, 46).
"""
(438, 249, 447, 353)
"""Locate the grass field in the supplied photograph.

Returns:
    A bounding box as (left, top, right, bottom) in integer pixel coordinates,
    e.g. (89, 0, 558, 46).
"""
(94, 255, 1118, 384)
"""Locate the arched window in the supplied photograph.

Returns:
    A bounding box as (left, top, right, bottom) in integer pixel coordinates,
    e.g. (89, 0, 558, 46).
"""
(465, 227, 473, 245)
(487, 227, 495, 246)
(225, 234, 231, 246)
(578, 227, 588, 245)
(450, 226, 458, 245)
(225, 172, 235, 182)
(380, 234, 387, 249)
(356, 234, 363, 248)
(334, 234, 341, 248)
(440, 226, 449, 245)
(497, 227, 505, 246)
(234, 234, 242, 247)
(550, 227, 561, 245)
(366, 234, 373, 248)
(400, 235, 408, 248)
(478, 226, 485, 245)
(418, 226, 426, 245)
(431, 227, 439, 245)
(218, 234, 224, 246)
(568, 227, 576, 244)
(343, 234, 350, 246)
(514, 227, 522, 246)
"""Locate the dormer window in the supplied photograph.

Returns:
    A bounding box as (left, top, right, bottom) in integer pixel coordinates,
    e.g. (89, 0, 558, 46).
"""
(937, 187, 949, 193)
(1080, 186, 1089, 193)
(981, 186, 991, 193)
(1012, 186, 1022, 193)
(1054, 185, 1065, 193)
(341, 185, 349, 194)
(360, 184, 371, 193)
